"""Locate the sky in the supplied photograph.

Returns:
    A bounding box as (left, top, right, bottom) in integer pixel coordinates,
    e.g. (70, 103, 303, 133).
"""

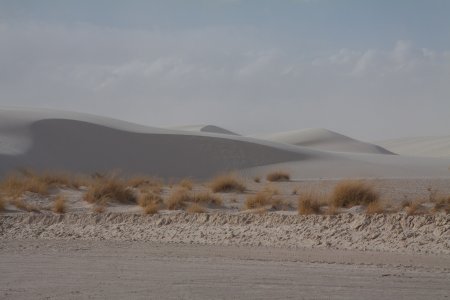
(0, 0, 449, 140)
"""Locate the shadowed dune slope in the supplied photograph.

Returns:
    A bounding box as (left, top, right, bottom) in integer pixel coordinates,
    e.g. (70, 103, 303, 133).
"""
(378, 136, 450, 158)
(254, 128, 393, 154)
(0, 108, 315, 178)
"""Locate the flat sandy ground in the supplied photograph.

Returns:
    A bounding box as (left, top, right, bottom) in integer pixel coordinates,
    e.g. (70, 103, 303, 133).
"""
(1, 239, 449, 300)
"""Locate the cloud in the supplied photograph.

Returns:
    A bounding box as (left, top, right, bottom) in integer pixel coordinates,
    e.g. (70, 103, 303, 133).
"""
(0, 21, 449, 139)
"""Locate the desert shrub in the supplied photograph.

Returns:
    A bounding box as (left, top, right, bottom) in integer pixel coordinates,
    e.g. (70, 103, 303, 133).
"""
(270, 198, 292, 211)
(253, 176, 261, 183)
(433, 196, 450, 213)
(0, 196, 5, 211)
(266, 171, 290, 182)
(53, 195, 66, 214)
(137, 192, 163, 208)
(365, 201, 384, 215)
(298, 192, 322, 215)
(330, 180, 379, 208)
(193, 192, 223, 206)
(187, 203, 206, 214)
(143, 202, 159, 215)
(179, 178, 193, 190)
(262, 184, 280, 196)
(165, 188, 191, 210)
(93, 205, 106, 214)
(84, 177, 136, 204)
(244, 192, 271, 209)
(210, 174, 246, 193)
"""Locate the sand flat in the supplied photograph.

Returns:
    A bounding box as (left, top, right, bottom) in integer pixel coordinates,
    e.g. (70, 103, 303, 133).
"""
(1, 240, 449, 300)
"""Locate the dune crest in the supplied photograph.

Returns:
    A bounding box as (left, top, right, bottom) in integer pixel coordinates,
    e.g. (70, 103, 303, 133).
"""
(254, 128, 393, 154)
(378, 136, 450, 158)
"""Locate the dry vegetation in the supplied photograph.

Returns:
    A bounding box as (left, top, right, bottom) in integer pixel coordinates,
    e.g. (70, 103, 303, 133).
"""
(366, 201, 385, 215)
(0, 196, 5, 212)
(244, 192, 271, 209)
(165, 188, 190, 210)
(330, 180, 379, 208)
(298, 191, 323, 215)
(209, 174, 246, 193)
(266, 171, 290, 182)
(179, 178, 193, 190)
(84, 176, 136, 205)
(53, 195, 66, 214)
(193, 192, 223, 207)
(187, 203, 206, 214)
(253, 176, 261, 183)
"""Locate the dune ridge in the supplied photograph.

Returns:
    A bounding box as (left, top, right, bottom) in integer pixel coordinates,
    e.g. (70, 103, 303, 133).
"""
(378, 136, 450, 158)
(254, 128, 393, 154)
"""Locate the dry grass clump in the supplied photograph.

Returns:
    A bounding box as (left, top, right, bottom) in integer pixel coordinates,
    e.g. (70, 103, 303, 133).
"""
(270, 198, 292, 211)
(84, 177, 136, 204)
(0, 196, 5, 212)
(262, 184, 280, 196)
(330, 180, 379, 208)
(366, 201, 385, 215)
(266, 171, 290, 182)
(93, 205, 106, 214)
(187, 203, 206, 214)
(53, 195, 66, 214)
(137, 192, 163, 208)
(405, 201, 424, 216)
(165, 188, 191, 210)
(253, 176, 261, 183)
(244, 192, 271, 209)
(143, 202, 159, 215)
(433, 196, 450, 213)
(209, 174, 246, 193)
(298, 191, 323, 215)
(179, 178, 193, 190)
(193, 192, 223, 207)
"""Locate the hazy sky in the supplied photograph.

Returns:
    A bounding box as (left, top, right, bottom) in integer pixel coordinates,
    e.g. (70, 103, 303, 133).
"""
(0, 0, 449, 140)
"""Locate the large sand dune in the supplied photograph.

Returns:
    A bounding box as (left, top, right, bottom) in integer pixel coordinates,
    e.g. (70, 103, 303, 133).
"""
(254, 128, 393, 154)
(170, 124, 239, 135)
(1, 107, 450, 179)
(378, 136, 450, 158)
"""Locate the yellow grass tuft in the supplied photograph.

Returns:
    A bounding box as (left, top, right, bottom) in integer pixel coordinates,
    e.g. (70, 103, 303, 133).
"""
(137, 192, 163, 208)
(433, 196, 450, 213)
(266, 171, 290, 182)
(262, 184, 280, 196)
(365, 200, 384, 215)
(179, 178, 193, 190)
(143, 202, 159, 215)
(187, 203, 206, 214)
(84, 177, 136, 204)
(244, 192, 271, 210)
(93, 205, 106, 214)
(53, 195, 66, 214)
(330, 180, 379, 208)
(209, 174, 246, 193)
(298, 191, 322, 215)
(193, 192, 223, 206)
(165, 188, 190, 210)
(0, 196, 5, 212)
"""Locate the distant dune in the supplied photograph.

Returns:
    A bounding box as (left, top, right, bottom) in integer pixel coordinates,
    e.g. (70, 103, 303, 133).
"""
(170, 124, 239, 135)
(253, 128, 393, 155)
(378, 136, 450, 158)
(1, 107, 449, 179)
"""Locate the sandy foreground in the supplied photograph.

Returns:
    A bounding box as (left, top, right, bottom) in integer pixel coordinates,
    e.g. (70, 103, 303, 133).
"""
(1, 240, 449, 300)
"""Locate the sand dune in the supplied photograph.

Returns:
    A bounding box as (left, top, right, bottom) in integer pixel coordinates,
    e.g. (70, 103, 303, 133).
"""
(170, 124, 239, 135)
(378, 136, 450, 158)
(254, 128, 393, 154)
(1, 107, 450, 179)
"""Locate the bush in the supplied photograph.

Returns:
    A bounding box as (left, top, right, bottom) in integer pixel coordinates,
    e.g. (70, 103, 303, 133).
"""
(330, 180, 379, 208)
(298, 192, 322, 215)
(165, 188, 190, 210)
(244, 192, 271, 209)
(84, 177, 136, 204)
(266, 171, 290, 182)
(53, 195, 66, 214)
(210, 174, 246, 193)
(187, 203, 206, 214)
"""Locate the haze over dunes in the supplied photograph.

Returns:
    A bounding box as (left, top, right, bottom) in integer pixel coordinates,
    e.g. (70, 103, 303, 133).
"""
(378, 136, 450, 158)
